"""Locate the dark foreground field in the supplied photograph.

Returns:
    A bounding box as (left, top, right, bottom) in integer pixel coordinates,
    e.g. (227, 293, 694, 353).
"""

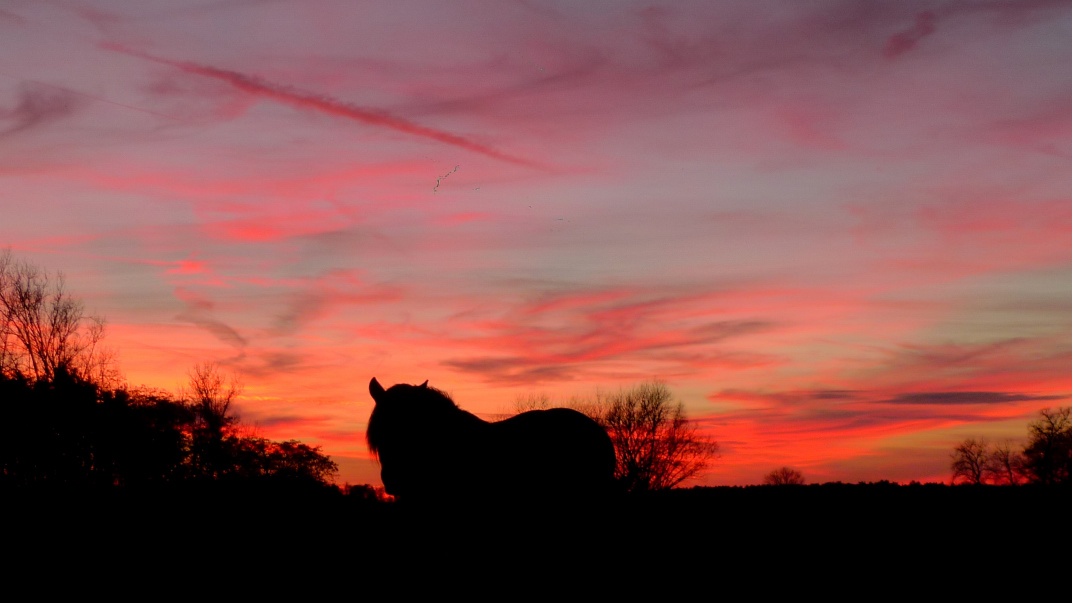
(5, 483, 1064, 594)
(8, 482, 1066, 557)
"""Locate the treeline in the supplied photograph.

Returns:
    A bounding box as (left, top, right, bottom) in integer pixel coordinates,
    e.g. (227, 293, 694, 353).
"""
(951, 407, 1072, 485)
(0, 250, 340, 491)
(0, 368, 338, 488)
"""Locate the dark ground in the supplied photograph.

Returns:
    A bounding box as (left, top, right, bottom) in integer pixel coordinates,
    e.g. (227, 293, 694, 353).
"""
(5, 482, 1063, 590)
(8, 482, 1064, 543)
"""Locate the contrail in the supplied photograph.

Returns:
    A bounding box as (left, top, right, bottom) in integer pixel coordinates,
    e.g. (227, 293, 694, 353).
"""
(102, 43, 541, 168)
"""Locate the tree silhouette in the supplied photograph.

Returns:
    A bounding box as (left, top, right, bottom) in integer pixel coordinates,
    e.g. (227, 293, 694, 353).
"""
(231, 437, 338, 482)
(951, 409, 1071, 486)
(570, 381, 718, 492)
(343, 483, 392, 504)
(1021, 407, 1072, 485)
(0, 252, 338, 490)
(179, 361, 339, 484)
(763, 467, 805, 485)
(514, 392, 551, 414)
(951, 438, 991, 485)
(988, 440, 1024, 485)
(183, 361, 241, 479)
(0, 249, 118, 386)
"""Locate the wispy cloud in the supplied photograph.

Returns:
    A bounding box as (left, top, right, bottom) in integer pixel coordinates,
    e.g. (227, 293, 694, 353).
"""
(272, 270, 405, 334)
(436, 286, 780, 384)
(101, 43, 544, 168)
(174, 288, 247, 349)
(880, 391, 1064, 405)
(0, 83, 83, 138)
(883, 11, 936, 59)
(441, 357, 577, 386)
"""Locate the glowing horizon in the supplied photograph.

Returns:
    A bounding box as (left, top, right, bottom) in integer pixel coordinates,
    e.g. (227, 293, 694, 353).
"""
(2, 0, 1071, 486)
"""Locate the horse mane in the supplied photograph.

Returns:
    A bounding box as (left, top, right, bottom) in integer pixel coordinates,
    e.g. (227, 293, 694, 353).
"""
(366, 383, 465, 459)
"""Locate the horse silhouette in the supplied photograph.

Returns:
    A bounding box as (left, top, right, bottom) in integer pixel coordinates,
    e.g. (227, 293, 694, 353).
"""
(366, 378, 615, 502)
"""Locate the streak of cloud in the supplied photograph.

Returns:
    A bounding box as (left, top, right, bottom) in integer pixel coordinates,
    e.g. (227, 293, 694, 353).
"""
(433, 284, 780, 384)
(440, 357, 577, 386)
(884, 11, 936, 59)
(880, 391, 1064, 405)
(174, 289, 248, 349)
(101, 43, 543, 168)
(0, 83, 82, 138)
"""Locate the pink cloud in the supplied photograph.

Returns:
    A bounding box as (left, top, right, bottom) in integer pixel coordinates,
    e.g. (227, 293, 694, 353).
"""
(0, 83, 85, 139)
(884, 12, 936, 59)
(165, 254, 209, 275)
(434, 212, 494, 226)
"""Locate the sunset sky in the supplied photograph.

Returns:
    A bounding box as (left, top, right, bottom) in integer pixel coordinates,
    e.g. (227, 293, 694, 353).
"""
(2, 0, 1071, 486)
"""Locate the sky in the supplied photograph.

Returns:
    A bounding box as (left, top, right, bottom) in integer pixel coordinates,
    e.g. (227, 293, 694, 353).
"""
(2, 0, 1071, 486)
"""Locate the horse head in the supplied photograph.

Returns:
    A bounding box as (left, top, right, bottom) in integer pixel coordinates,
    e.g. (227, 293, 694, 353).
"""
(369, 377, 427, 405)
(366, 377, 456, 497)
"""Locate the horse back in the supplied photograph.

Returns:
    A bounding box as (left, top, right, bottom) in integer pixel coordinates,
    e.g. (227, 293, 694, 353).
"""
(484, 408, 615, 497)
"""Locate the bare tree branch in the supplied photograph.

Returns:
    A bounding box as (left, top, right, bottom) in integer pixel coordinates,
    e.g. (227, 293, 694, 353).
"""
(0, 250, 119, 385)
(989, 440, 1024, 486)
(182, 361, 243, 479)
(951, 438, 991, 485)
(574, 381, 719, 492)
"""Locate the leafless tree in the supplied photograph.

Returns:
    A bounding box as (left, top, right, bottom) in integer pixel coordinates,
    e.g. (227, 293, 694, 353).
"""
(988, 440, 1024, 485)
(514, 392, 551, 414)
(0, 249, 118, 386)
(587, 381, 719, 492)
(183, 361, 242, 478)
(951, 437, 991, 485)
(763, 466, 806, 486)
(185, 361, 241, 436)
(511, 382, 718, 491)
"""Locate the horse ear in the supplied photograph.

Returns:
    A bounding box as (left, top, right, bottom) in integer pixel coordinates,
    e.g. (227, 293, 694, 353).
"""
(421, 380, 429, 388)
(370, 378, 386, 403)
